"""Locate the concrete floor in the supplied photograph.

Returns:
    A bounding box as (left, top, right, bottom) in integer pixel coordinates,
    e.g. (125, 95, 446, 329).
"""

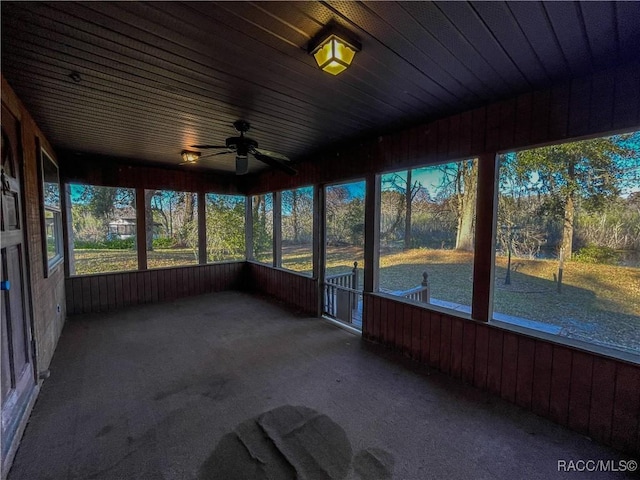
(9, 291, 636, 480)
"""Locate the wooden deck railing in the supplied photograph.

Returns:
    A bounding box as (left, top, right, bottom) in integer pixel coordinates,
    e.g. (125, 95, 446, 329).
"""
(325, 261, 359, 290)
(381, 271, 431, 304)
(324, 262, 360, 322)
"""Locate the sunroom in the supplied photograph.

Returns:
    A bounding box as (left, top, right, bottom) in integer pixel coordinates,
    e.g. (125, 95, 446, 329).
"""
(1, 2, 639, 478)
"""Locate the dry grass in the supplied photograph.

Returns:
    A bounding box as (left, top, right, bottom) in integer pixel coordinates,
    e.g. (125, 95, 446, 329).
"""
(73, 248, 198, 275)
(73, 246, 639, 351)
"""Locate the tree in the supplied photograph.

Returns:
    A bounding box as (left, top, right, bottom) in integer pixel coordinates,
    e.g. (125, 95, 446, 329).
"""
(380, 172, 423, 250)
(437, 159, 478, 251)
(252, 194, 272, 257)
(454, 159, 477, 251)
(282, 188, 313, 245)
(206, 195, 245, 261)
(512, 134, 636, 289)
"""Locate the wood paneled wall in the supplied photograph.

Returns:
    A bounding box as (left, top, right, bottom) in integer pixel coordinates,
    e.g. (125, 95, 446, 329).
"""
(58, 153, 241, 195)
(362, 294, 640, 455)
(245, 263, 317, 315)
(65, 262, 244, 316)
(240, 61, 640, 456)
(243, 61, 640, 194)
(2, 76, 66, 373)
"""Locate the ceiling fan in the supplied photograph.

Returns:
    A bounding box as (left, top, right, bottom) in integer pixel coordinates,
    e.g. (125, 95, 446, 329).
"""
(182, 120, 297, 175)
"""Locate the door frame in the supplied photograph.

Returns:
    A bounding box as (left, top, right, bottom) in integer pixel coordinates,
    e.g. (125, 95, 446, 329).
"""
(1, 99, 39, 479)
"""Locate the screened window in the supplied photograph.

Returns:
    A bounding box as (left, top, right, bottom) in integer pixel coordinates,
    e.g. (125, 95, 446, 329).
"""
(251, 193, 273, 264)
(145, 190, 199, 269)
(281, 186, 313, 275)
(41, 149, 62, 274)
(325, 181, 365, 278)
(493, 132, 640, 354)
(377, 160, 478, 312)
(69, 185, 137, 275)
(206, 194, 245, 262)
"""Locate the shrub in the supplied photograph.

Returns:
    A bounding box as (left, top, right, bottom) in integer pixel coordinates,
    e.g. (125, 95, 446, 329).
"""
(74, 238, 135, 250)
(152, 237, 175, 249)
(573, 245, 620, 264)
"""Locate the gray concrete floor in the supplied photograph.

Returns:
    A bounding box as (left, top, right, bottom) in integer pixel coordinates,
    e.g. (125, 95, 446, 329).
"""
(9, 291, 636, 480)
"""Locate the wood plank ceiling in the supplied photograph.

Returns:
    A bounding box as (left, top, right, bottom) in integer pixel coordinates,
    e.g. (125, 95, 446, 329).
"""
(2, 1, 639, 174)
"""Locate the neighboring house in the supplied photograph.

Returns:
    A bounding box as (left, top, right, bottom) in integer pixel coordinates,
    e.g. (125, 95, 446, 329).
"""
(107, 218, 136, 239)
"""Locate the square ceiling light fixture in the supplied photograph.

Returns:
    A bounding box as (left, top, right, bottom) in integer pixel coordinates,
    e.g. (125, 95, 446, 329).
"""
(308, 23, 361, 76)
(180, 150, 201, 163)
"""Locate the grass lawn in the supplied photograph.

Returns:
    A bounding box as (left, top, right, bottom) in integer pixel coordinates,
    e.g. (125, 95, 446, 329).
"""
(73, 246, 639, 353)
(73, 248, 199, 275)
(379, 248, 639, 353)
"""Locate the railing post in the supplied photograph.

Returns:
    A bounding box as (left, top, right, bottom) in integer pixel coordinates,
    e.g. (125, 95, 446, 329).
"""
(352, 261, 359, 310)
(421, 271, 430, 303)
(352, 261, 359, 290)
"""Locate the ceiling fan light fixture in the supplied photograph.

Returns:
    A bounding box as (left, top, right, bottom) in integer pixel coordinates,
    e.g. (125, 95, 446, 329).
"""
(308, 25, 360, 75)
(236, 156, 249, 175)
(180, 150, 201, 163)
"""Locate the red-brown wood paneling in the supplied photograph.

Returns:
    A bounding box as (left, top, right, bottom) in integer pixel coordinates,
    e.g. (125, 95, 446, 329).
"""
(530, 89, 551, 145)
(486, 328, 504, 396)
(549, 346, 573, 426)
(611, 363, 640, 452)
(589, 70, 615, 132)
(54, 59, 640, 455)
(568, 351, 594, 435)
(65, 262, 245, 316)
(411, 307, 421, 360)
(514, 92, 533, 147)
(361, 295, 640, 455)
(473, 324, 489, 389)
(531, 341, 553, 417)
(429, 312, 441, 368)
(461, 321, 476, 384)
(500, 332, 518, 403)
(450, 317, 464, 379)
(588, 356, 617, 445)
(439, 314, 452, 374)
(515, 336, 535, 410)
(613, 65, 640, 130)
(244, 263, 317, 315)
(403, 304, 413, 357)
(568, 77, 592, 138)
(360, 295, 640, 452)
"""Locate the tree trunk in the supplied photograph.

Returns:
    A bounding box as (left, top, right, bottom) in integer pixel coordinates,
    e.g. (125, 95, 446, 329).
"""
(455, 159, 478, 251)
(184, 193, 194, 223)
(557, 161, 577, 292)
(144, 190, 155, 251)
(404, 169, 412, 250)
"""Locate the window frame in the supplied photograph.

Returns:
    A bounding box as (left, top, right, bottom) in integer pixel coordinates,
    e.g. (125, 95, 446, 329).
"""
(279, 185, 315, 276)
(205, 193, 247, 264)
(249, 192, 275, 265)
(373, 158, 479, 315)
(144, 188, 200, 270)
(39, 147, 63, 277)
(488, 130, 640, 358)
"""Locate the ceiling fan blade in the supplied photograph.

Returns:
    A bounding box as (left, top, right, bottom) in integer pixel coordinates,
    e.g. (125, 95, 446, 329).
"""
(200, 150, 235, 159)
(253, 147, 290, 163)
(252, 150, 297, 175)
(190, 144, 228, 149)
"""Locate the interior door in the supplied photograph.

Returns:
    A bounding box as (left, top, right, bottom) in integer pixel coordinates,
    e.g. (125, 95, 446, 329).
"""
(1, 103, 35, 463)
